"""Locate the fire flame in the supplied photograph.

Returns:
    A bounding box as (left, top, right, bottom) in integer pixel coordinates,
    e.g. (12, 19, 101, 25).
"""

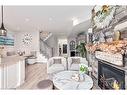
(113, 80, 120, 90)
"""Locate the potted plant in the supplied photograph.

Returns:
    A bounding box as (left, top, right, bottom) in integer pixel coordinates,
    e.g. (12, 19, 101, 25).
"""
(79, 64, 88, 81)
(79, 64, 88, 74)
(76, 42, 87, 58)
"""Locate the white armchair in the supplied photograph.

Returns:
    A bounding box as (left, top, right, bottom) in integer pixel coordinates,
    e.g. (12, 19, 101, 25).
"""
(68, 57, 88, 71)
(47, 57, 67, 74)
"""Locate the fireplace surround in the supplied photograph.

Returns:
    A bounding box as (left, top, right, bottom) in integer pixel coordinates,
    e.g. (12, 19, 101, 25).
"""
(98, 60, 125, 89)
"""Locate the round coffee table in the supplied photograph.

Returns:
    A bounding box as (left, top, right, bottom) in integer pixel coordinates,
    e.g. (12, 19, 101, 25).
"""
(53, 71, 93, 90)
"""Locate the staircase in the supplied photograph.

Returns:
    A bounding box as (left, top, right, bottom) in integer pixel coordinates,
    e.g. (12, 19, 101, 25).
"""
(39, 31, 53, 62)
(36, 52, 48, 63)
(40, 31, 52, 42)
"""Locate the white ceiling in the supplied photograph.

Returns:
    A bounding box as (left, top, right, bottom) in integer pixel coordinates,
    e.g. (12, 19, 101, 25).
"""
(0, 6, 93, 37)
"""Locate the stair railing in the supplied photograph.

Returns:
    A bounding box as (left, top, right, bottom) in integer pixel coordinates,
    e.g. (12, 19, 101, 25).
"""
(40, 38, 53, 58)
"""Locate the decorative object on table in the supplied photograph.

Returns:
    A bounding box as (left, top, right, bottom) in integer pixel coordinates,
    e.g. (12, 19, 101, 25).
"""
(71, 63, 89, 82)
(71, 73, 80, 82)
(79, 64, 88, 81)
(0, 5, 7, 36)
(79, 64, 88, 74)
(76, 42, 87, 58)
(22, 33, 32, 45)
(17, 51, 25, 56)
(71, 73, 86, 82)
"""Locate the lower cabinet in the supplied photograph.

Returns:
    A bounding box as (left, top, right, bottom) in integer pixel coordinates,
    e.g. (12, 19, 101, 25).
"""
(0, 67, 4, 89)
(17, 60, 25, 87)
(0, 59, 25, 89)
(6, 64, 18, 88)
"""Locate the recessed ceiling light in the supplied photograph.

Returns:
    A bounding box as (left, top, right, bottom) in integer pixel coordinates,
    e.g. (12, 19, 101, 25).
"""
(25, 18, 30, 22)
(72, 17, 79, 26)
(49, 18, 53, 21)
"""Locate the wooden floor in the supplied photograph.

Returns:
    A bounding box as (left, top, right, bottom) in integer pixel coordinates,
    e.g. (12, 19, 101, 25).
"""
(17, 63, 100, 90)
(17, 63, 48, 89)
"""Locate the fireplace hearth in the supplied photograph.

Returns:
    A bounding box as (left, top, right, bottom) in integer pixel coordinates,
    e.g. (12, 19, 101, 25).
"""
(98, 60, 125, 89)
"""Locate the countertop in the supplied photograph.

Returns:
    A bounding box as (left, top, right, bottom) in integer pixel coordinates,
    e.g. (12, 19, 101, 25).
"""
(0, 55, 26, 68)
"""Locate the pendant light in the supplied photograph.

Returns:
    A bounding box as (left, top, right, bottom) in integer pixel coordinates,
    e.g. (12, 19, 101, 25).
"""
(0, 5, 7, 36)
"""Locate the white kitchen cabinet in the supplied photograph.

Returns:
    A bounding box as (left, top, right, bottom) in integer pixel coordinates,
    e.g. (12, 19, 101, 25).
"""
(17, 60, 25, 87)
(5, 60, 25, 89)
(0, 66, 7, 89)
(6, 63, 18, 88)
(20, 60, 25, 84)
(0, 56, 25, 89)
(0, 67, 4, 89)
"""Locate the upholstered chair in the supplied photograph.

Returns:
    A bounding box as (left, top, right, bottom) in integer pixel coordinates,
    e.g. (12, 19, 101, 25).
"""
(47, 57, 67, 74)
(68, 57, 88, 71)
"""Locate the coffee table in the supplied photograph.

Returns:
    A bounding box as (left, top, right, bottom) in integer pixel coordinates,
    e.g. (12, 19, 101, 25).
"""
(53, 71, 93, 90)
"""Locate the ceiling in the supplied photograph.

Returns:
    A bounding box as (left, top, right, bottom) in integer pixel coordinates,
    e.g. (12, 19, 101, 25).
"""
(0, 6, 93, 37)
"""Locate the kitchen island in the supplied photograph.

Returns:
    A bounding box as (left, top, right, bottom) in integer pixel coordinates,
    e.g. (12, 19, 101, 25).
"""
(0, 55, 25, 89)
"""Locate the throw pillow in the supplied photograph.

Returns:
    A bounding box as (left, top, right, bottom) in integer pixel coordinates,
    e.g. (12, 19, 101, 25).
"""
(53, 59, 61, 64)
(72, 58, 80, 64)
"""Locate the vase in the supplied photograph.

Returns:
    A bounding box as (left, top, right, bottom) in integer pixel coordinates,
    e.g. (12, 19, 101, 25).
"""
(79, 73, 85, 81)
(114, 31, 120, 40)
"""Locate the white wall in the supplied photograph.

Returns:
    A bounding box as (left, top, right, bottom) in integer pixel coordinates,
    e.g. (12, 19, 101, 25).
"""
(14, 30, 39, 55)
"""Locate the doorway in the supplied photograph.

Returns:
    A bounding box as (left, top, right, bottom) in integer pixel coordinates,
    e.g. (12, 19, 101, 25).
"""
(58, 38, 67, 57)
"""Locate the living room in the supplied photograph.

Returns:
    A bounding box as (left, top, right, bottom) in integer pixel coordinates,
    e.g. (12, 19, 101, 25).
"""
(0, 5, 127, 91)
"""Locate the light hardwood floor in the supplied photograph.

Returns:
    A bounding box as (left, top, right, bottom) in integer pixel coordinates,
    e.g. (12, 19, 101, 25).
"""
(17, 63, 100, 90)
(17, 63, 48, 89)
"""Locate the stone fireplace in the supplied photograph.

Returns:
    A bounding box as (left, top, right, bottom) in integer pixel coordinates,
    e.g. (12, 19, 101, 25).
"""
(98, 60, 125, 89)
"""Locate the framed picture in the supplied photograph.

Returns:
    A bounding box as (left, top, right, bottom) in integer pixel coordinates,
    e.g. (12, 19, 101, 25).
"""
(0, 36, 14, 46)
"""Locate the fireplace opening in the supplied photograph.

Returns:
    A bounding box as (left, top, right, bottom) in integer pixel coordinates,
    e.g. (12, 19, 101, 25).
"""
(98, 60, 125, 89)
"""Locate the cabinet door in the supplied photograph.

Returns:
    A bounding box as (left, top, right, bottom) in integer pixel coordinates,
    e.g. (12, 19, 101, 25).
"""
(17, 60, 25, 86)
(21, 60, 25, 83)
(0, 68, 4, 89)
(6, 64, 18, 88)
